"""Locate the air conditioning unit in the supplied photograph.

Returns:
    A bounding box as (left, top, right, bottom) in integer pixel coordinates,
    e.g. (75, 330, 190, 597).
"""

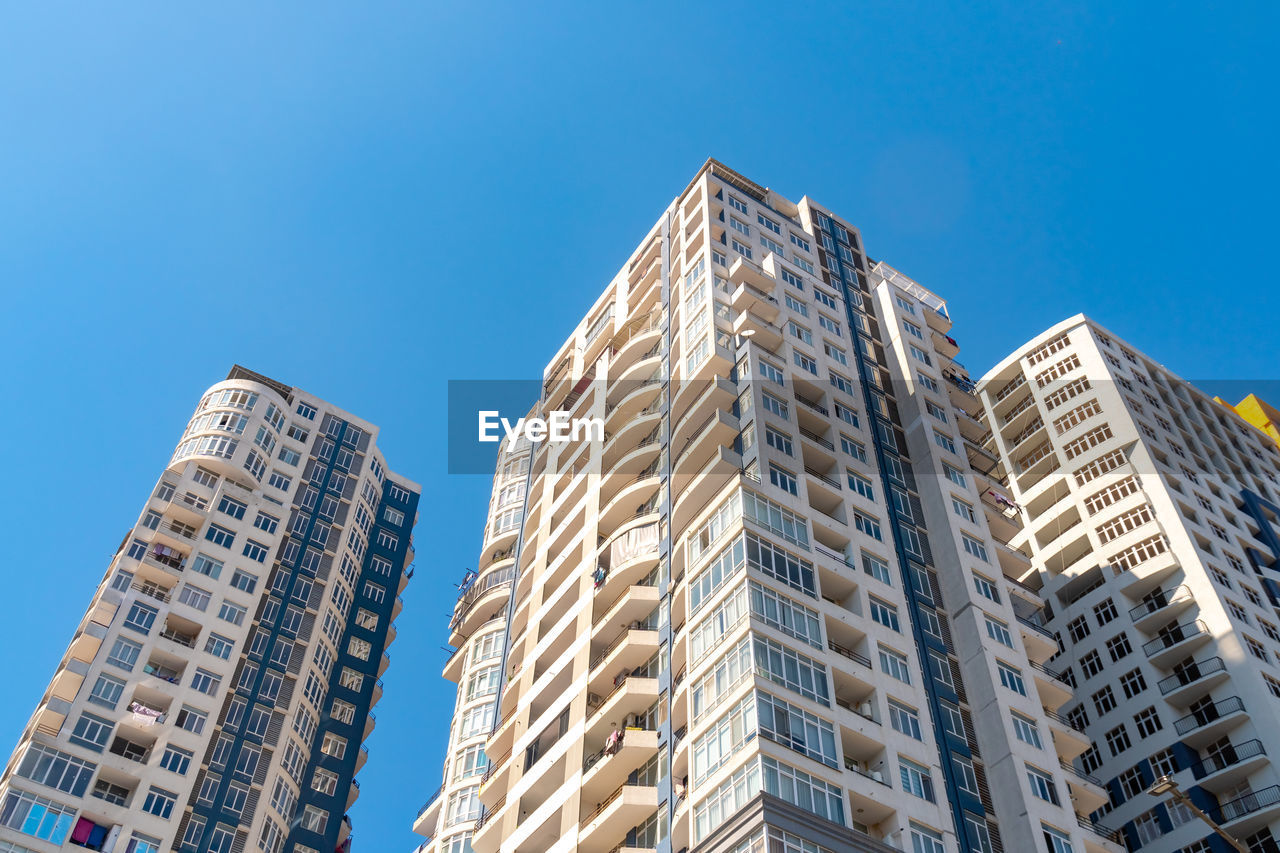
(859, 702, 873, 717)
(587, 693, 602, 707)
(871, 770, 884, 783)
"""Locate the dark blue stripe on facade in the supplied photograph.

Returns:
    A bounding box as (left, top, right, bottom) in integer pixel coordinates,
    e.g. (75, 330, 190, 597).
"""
(819, 217, 987, 849)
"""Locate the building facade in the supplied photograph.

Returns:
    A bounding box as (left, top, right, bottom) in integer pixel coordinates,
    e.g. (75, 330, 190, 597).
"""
(0, 366, 419, 853)
(411, 160, 1116, 853)
(975, 318, 1280, 852)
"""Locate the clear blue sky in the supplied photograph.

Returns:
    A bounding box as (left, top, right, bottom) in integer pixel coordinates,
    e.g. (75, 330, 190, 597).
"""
(0, 2, 1275, 849)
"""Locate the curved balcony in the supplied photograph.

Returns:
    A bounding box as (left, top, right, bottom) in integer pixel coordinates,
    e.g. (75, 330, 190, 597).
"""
(449, 565, 516, 643)
(604, 430, 664, 481)
(1174, 696, 1248, 748)
(1143, 619, 1212, 668)
(587, 628, 661, 698)
(1129, 585, 1195, 633)
(605, 378, 664, 434)
(585, 676, 660, 744)
(598, 472, 662, 541)
(1158, 657, 1229, 706)
(480, 520, 521, 560)
(608, 318, 663, 380)
(671, 446, 743, 537)
(602, 407, 662, 469)
(610, 346, 664, 396)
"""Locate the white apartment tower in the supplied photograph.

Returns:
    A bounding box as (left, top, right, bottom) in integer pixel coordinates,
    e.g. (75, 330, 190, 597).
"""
(975, 318, 1280, 853)
(0, 366, 419, 853)
(410, 161, 1119, 853)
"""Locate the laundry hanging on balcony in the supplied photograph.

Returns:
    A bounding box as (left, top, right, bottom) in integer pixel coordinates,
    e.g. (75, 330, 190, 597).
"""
(609, 521, 659, 567)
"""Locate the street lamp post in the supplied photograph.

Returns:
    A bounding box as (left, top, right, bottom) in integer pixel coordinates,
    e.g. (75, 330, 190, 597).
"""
(1146, 775, 1249, 853)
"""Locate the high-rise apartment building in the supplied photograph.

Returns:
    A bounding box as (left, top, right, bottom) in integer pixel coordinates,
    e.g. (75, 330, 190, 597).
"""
(411, 160, 1120, 853)
(0, 366, 419, 853)
(975, 318, 1280, 853)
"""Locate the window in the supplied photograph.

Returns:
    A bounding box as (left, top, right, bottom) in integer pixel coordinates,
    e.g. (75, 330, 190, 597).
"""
(951, 496, 976, 523)
(788, 321, 812, 345)
(177, 583, 211, 611)
(1067, 616, 1090, 643)
(243, 539, 269, 563)
(191, 668, 221, 695)
(870, 597, 900, 631)
(973, 573, 1000, 603)
(841, 435, 867, 462)
(765, 426, 793, 456)
(219, 600, 247, 626)
(1120, 668, 1147, 699)
(854, 512, 882, 541)
(899, 758, 935, 801)
(879, 647, 911, 683)
(142, 786, 177, 818)
(889, 700, 923, 740)
(862, 552, 892, 585)
(1105, 724, 1131, 756)
(961, 533, 989, 562)
(205, 524, 235, 548)
(1042, 824, 1075, 853)
(1012, 712, 1043, 748)
(106, 636, 142, 671)
(123, 601, 158, 634)
(1093, 685, 1116, 715)
(160, 745, 193, 775)
(16, 744, 94, 796)
(254, 512, 279, 534)
(268, 470, 292, 491)
(985, 616, 1014, 648)
(1105, 633, 1132, 661)
(848, 471, 874, 501)
(69, 713, 114, 753)
(769, 465, 798, 496)
(1026, 765, 1059, 804)
(205, 633, 234, 659)
(944, 463, 967, 487)
(1094, 599, 1118, 626)
(175, 705, 208, 734)
(0, 788, 77, 844)
(230, 569, 257, 593)
(754, 635, 830, 705)
(1134, 706, 1162, 737)
(997, 662, 1026, 695)
(88, 673, 126, 709)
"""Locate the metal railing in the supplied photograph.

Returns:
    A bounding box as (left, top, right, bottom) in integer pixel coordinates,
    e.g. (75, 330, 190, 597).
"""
(1211, 784, 1280, 824)
(1128, 585, 1192, 621)
(1174, 696, 1245, 735)
(1158, 657, 1225, 695)
(416, 784, 444, 818)
(1143, 620, 1209, 657)
(1192, 739, 1266, 778)
(827, 640, 871, 668)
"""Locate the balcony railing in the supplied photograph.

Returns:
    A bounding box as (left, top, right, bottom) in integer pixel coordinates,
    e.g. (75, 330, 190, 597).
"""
(827, 640, 871, 668)
(1016, 614, 1055, 640)
(1029, 660, 1071, 686)
(1211, 784, 1280, 824)
(1128, 585, 1193, 621)
(1174, 697, 1245, 735)
(1158, 657, 1225, 695)
(1192, 739, 1267, 778)
(416, 784, 444, 818)
(1042, 707, 1087, 734)
(1060, 760, 1103, 787)
(799, 427, 834, 450)
(1142, 620, 1209, 657)
(795, 395, 829, 417)
(1076, 815, 1123, 844)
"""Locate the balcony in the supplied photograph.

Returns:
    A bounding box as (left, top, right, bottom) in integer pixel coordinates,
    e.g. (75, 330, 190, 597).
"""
(1059, 761, 1108, 810)
(578, 784, 659, 852)
(730, 280, 781, 324)
(1210, 785, 1280, 835)
(1043, 708, 1092, 757)
(1029, 661, 1072, 708)
(1076, 816, 1124, 849)
(1192, 739, 1269, 793)
(1143, 619, 1212, 667)
(585, 677, 660, 744)
(581, 728, 660, 800)
(1128, 585, 1194, 633)
(1174, 696, 1248, 748)
(1158, 657, 1229, 706)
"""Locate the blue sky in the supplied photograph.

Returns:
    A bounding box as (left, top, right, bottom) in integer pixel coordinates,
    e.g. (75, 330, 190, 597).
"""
(0, 1, 1276, 849)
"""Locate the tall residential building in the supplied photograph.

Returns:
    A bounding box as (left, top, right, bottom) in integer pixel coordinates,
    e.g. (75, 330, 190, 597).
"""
(974, 318, 1280, 853)
(0, 366, 419, 853)
(411, 160, 1119, 853)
